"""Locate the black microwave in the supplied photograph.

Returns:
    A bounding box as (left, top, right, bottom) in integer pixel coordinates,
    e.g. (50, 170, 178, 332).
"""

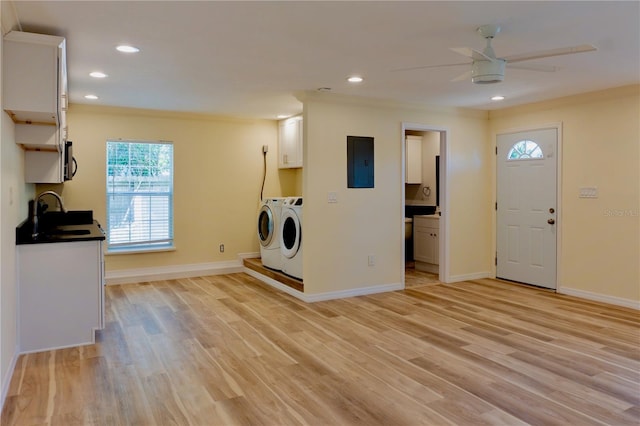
(64, 141, 77, 181)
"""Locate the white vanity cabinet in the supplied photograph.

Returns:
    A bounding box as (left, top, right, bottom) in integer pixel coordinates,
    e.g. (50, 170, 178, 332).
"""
(18, 240, 104, 353)
(278, 116, 303, 169)
(414, 215, 439, 273)
(405, 135, 423, 184)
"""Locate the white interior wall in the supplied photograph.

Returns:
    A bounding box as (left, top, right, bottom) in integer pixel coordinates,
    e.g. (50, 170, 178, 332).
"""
(1, 0, 34, 406)
(301, 92, 492, 295)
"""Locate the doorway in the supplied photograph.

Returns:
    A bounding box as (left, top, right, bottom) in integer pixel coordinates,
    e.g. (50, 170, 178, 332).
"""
(496, 127, 559, 289)
(402, 123, 448, 287)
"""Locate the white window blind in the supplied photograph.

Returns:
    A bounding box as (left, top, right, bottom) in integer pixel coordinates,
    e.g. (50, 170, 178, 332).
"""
(106, 141, 174, 252)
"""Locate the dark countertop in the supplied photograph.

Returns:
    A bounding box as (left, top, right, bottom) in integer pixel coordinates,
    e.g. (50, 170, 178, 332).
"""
(405, 205, 437, 218)
(16, 211, 105, 245)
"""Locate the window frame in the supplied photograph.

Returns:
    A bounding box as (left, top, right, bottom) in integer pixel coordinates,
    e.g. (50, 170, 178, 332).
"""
(106, 139, 175, 254)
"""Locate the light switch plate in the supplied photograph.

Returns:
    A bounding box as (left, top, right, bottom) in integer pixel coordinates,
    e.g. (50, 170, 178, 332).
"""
(579, 187, 598, 198)
(328, 192, 338, 203)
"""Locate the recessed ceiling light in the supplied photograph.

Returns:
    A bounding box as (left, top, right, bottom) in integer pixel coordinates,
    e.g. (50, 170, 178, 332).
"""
(347, 76, 363, 83)
(116, 45, 140, 53)
(84, 94, 99, 100)
(89, 71, 108, 78)
(491, 95, 505, 101)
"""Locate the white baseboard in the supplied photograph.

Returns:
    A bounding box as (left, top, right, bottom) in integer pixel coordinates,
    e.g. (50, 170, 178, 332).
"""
(558, 287, 640, 310)
(1, 349, 19, 413)
(244, 266, 403, 303)
(303, 282, 404, 303)
(445, 271, 492, 283)
(105, 259, 244, 285)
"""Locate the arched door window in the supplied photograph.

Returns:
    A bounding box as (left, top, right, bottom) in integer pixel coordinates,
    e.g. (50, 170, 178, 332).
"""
(507, 140, 544, 160)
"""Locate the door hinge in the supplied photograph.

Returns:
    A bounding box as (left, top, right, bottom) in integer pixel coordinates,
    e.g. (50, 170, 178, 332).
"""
(495, 202, 497, 211)
(495, 146, 498, 155)
(495, 255, 498, 266)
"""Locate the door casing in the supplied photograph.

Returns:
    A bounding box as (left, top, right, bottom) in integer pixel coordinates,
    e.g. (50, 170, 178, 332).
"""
(402, 123, 449, 284)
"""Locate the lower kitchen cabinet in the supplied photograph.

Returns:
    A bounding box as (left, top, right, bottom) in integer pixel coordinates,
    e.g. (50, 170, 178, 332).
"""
(18, 240, 104, 353)
(414, 215, 439, 274)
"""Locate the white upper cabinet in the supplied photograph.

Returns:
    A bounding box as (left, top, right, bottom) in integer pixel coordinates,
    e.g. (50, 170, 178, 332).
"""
(278, 116, 303, 169)
(405, 135, 422, 184)
(3, 31, 67, 150)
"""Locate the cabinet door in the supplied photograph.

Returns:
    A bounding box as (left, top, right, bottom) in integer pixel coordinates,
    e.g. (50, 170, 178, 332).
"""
(19, 241, 102, 352)
(413, 226, 432, 263)
(405, 136, 422, 184)
(25, 150, 63, 183)
(3, 32, 65, 125)
(431, 229, 439, 265)
(414, 217, 439, 265)
(279, 116, 303, 168)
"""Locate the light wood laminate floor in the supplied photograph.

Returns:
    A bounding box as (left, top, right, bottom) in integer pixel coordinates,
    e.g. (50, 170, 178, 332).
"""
(2, 273, 639, 425)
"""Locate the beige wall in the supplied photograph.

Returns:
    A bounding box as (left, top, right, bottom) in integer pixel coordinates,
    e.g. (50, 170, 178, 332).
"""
(41, 105, 297, 272)
(301, 93, 492, 295)
(489, 85, 640, 303)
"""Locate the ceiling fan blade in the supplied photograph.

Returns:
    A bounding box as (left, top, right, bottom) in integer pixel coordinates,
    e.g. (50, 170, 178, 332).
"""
(503, 44, 596, 63)
(450, 47, 494, 61)
(390, 62, 469, 72)
(506, 63, 558, 72)
(450, 70, 472, 82)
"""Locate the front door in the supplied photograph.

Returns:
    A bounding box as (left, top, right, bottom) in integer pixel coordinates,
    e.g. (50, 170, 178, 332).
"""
(497, 128, 557, 289)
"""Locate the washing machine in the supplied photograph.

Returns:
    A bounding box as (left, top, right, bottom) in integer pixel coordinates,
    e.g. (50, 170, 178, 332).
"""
(280, 197, 303, 280)
(257, 197, 285, 271)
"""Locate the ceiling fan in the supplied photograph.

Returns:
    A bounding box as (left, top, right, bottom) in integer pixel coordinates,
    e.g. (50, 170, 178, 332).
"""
(396, 25, 597, 84)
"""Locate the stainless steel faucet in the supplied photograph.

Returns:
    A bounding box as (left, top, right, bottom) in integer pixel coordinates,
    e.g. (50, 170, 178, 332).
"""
(31, 191, 67, 239)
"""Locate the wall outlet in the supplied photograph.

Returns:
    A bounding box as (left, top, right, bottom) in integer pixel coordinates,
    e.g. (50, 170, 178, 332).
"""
(262, 145, 269, 154)
(219, 244, 225, 253)
(368, 255, 376, 266)
(328, 191, 338, 203)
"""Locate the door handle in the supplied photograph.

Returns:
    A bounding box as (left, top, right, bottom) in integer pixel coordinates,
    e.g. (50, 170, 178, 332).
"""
(548, 218, 555, 225)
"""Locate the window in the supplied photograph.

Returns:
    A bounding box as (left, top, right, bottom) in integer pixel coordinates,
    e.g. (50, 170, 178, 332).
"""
(106, 141, 174, 252)
(507, 140, 544, 160)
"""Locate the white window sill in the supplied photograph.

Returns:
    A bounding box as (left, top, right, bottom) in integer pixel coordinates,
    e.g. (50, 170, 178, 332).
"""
(106, 246, 176, 256)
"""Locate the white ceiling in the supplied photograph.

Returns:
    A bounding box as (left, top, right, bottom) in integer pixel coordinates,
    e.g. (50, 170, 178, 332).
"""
(9, 1, 640, 119)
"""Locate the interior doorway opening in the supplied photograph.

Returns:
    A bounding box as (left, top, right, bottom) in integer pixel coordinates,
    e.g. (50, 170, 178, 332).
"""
(402, 123, 448, 287)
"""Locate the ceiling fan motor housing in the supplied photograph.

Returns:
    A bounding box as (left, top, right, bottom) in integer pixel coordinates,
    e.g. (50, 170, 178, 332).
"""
(472, 59, 506, 84)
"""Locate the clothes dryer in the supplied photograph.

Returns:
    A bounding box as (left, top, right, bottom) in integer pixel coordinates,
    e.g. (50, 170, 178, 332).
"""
(257, 197, 285, 270)
(280, 197, 303, 280)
